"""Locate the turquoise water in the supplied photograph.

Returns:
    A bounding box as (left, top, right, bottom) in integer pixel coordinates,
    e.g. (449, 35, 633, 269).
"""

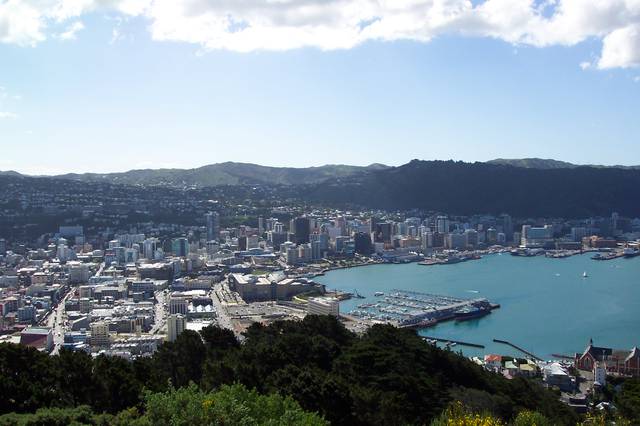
(316, 254, 640, 359)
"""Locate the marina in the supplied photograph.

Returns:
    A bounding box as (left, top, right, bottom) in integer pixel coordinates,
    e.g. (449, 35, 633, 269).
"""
(349, 289, 498, 328)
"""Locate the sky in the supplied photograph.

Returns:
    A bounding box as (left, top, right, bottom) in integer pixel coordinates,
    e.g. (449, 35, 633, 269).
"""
(1, 0, 639, 175)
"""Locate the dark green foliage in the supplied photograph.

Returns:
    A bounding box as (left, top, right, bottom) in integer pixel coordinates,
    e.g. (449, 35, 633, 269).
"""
(615, 378, 640, 421)
(303, 160, 640, 217)
(0, 385, 326, 426)
(0, 318, 580, 425)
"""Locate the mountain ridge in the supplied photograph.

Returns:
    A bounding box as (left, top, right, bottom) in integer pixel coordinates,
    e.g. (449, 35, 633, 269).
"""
(0, 162, 390, 188)
(487, 158, 640, 170)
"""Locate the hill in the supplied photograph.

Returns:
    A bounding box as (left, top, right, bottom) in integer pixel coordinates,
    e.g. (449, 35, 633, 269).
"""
(486, 158, 577, 169)
(302, 160, 640, 217)
(487, 158, 640, 170)
(0, 316, 578, 425)
(49, 162, 389, 187)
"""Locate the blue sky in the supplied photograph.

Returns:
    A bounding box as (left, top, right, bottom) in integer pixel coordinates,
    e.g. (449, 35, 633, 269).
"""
(1, 1, 639, 174)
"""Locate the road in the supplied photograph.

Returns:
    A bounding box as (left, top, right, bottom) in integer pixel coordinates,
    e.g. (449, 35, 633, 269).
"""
(50, 289, 74, 355)
(150, 290, 167, 335)
(211, 283, 236, 334)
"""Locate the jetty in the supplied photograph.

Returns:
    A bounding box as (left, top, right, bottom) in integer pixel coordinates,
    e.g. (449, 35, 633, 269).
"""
(493, 339, 543, 361)
(349, 289, 498, 328)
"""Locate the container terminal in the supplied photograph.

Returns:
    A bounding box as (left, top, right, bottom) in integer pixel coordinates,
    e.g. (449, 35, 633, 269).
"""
(348, 289, 499, 328)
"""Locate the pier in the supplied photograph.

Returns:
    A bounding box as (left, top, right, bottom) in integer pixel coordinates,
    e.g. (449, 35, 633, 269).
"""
(348, 289, 497, 328)
(493, 339, 543, 361)
(422, 336, 485, 349)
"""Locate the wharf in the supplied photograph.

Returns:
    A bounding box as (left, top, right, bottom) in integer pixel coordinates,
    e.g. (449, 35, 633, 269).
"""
(349, 289, 497, 328)
(493, 339, 542, 361)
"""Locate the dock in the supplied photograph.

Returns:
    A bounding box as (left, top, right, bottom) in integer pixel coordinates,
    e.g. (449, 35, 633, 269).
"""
(348, 289, 497, 328)
(493, 339, 542, 361)
(422, 336, 485, 349)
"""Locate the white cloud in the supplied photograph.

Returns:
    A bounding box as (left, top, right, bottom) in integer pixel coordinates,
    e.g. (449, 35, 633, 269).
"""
(579, 61, 592, 70)
(1, 0, 640, 68)
(597, 23, 640, 69)
(57, 20, 85, 40)
(0, 111, 18, 119)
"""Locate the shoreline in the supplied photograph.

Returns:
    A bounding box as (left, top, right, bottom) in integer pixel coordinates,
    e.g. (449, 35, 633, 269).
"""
(317, 252, 639, 361)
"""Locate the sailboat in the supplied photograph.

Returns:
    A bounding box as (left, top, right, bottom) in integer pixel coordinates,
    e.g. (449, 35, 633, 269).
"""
(582, 271, 588, 278)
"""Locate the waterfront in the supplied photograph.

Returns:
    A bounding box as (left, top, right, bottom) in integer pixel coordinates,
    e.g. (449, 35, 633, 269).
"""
(316, 253, 640, 359)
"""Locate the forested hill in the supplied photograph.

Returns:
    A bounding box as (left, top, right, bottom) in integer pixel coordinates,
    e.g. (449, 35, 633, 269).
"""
(26, 162, 390, 188)
(302, 160, 640, 217)
(487, 158, 640, 170)
(0, 316, 580, 425)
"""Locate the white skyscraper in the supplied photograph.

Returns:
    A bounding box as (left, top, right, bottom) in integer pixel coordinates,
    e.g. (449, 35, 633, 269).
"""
(167, 314, 186, 342)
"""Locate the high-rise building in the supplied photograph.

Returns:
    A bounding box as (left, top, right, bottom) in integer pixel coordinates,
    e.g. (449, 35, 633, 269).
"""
(167, 314, 186, 342)
(172, 237, 189, 257)
(90, 322, 110, 347)
(354, 232, 373, 255)
(293, 217, 310, 244)
(238, 236, 248, 251)
(436, 216, 450, 234)
(205, 212, 220, 242)
(169, 296, 188, 315)
(142, 238, 158, 260)
(501, 214, 514, 242)
(0, 238, 6, 255)
(258, 216, 264, 235)
(486, 228, 498, 246)
(521, 225, 554, 247)
(465, 229, 479, 248)
(374, 222, 393, 243)
(311, 240, 322, 260)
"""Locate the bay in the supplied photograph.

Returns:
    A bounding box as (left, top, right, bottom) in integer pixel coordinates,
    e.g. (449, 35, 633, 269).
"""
(315, 254, 640, 359)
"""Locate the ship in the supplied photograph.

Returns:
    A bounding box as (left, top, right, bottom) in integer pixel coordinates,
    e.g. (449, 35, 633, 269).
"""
(374, 291, 385, 297)
(454, 307, 491, 322)
(624, 248, 640, 258)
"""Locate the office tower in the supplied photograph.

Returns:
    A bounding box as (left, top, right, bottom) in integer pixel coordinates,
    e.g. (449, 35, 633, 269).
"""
(90, 322, 110, 347)
(258, 216, 264, 235)
(167, 314, 186, 342)
(142, 238, 158, 260)
(205, 211, 220, 241)
(354, 232, 373, 255)
(374, 222, 392, 243)
(172, 237, 189, 257)
(501, 214, 514, 242)
(293, 217, 311, 244)
(436, 216, 450, 234)
(238, 236, 248, 251)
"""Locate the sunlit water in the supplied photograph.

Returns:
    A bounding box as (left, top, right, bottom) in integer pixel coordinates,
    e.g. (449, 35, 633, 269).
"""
(316, 254, 640, 359)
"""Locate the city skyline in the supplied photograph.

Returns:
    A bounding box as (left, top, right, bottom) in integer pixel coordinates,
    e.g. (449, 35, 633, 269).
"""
(1, 1, 639, 175)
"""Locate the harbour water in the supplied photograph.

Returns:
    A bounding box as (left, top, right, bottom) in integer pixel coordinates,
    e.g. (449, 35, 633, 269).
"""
(316, 254, 640, 359)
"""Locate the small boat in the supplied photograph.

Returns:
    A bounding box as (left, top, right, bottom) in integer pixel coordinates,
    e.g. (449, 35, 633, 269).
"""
(374, 291, 384, 297)
(582, 271, 588, 278)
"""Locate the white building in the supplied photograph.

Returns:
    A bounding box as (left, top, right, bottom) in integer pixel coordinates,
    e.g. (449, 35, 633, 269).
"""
(68, 262, 91, 284)
(169, 296, 188, 315)
(594, 362, 607, 387)
(307, 297, 340, 317)
(167, 314, 186, 342)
